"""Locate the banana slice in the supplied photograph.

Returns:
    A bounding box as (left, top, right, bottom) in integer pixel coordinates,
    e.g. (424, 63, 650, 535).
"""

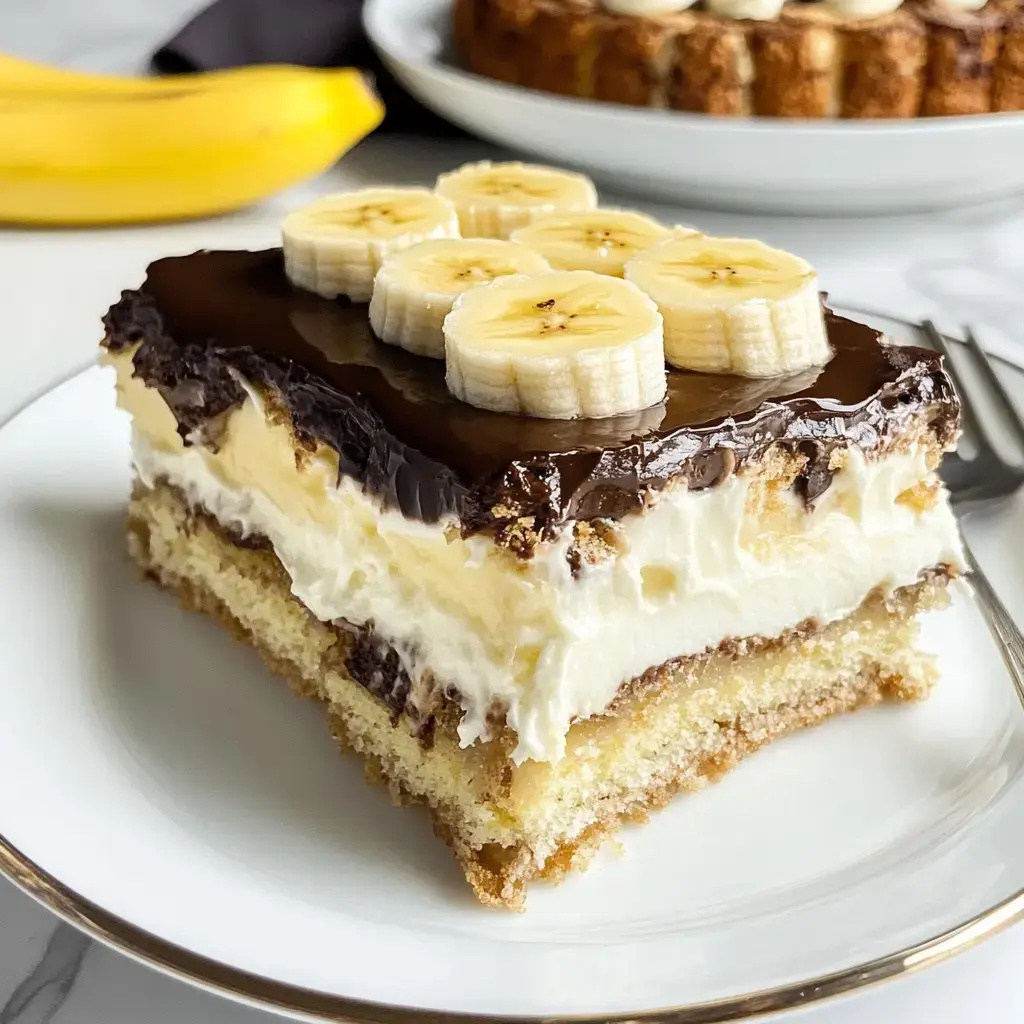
(510, 209, 683, 276)
(443, 270, 666, 419)
(434, 161, 598, 240)
(624, 235, 831, 377)
(282, 188, 459, 302)
(369, 238, 552, 358)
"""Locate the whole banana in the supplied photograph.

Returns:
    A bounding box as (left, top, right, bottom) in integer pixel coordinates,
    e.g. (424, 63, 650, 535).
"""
(0, 56, 384, 225)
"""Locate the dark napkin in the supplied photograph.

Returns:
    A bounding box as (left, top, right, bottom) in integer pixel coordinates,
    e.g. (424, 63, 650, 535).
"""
(152, 0, 466, 137)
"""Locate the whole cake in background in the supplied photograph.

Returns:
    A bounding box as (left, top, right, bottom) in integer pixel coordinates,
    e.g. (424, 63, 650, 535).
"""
(101, 160, 966, 910)
(453, 0, 1024, 117)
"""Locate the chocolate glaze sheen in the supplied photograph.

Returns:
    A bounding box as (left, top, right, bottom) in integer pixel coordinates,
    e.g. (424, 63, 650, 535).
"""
(103, 249, 959, 543)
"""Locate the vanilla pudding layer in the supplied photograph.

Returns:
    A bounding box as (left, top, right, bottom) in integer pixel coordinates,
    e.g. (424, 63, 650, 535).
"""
(110, 351, 965, 765)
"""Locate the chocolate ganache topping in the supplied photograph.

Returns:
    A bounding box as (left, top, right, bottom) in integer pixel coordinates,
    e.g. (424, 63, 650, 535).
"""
(103, 248, 959, 543)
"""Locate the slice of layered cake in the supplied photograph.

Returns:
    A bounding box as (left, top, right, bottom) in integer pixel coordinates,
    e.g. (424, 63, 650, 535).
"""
(101, 163, 965, 909)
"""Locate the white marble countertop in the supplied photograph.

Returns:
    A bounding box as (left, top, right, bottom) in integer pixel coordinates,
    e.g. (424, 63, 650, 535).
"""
(5, 1, 1024, 1021)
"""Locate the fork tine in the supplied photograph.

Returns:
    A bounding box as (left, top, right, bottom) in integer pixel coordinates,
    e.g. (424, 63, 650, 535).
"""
(963, 325, 1024, 454)
(921, 320, 994, 454)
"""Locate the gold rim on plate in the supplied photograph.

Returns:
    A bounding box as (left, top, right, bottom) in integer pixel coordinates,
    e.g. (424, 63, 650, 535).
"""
(5, 830, 1024, 1023)
(2, 313, 1022, 1022)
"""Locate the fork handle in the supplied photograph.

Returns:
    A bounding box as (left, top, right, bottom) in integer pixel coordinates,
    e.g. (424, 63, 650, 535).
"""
(964, 540, 1024, 709)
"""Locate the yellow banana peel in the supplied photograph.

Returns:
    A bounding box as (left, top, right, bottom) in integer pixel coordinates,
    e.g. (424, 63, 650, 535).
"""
(0, 55, 385, 225)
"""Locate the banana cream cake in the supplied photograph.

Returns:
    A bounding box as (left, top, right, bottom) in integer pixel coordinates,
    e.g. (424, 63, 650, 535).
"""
(454, 0, 1024, 118)
(102, 162, 966, 909)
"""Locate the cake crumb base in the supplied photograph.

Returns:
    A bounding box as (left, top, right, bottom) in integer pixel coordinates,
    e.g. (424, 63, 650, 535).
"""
(421, 668, 903, 910)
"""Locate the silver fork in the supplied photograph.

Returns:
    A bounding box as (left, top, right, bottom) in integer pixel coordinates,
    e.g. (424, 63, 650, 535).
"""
(921, 321, 1024, 705)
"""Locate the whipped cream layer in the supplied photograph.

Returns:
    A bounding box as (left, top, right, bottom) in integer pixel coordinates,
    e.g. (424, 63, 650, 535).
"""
(112, 352, 965, 765)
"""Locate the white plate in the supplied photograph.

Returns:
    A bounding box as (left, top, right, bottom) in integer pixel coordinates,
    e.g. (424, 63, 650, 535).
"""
(364, 0, 1024, 215)
(3, 312, 1024, 1023)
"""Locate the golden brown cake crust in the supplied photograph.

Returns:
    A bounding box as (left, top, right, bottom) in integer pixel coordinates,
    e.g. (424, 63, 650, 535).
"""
(523, 0, 604, 96)
(592, 10, 692, 105)
(749, 9, 841, 118)
(453, 0, 1024, 117)
(463, 0, 536, 86)
(996, 5, 1024, 108)
(918, 1, 1004, 114)
(839, 10, 927, 117)
(670, 17, 751, 113)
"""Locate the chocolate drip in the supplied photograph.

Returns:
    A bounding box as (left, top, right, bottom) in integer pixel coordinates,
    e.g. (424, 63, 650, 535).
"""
(337, 622, 441, 743)
(343, 625, 413, 726)
(103, 249, 959, 541)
